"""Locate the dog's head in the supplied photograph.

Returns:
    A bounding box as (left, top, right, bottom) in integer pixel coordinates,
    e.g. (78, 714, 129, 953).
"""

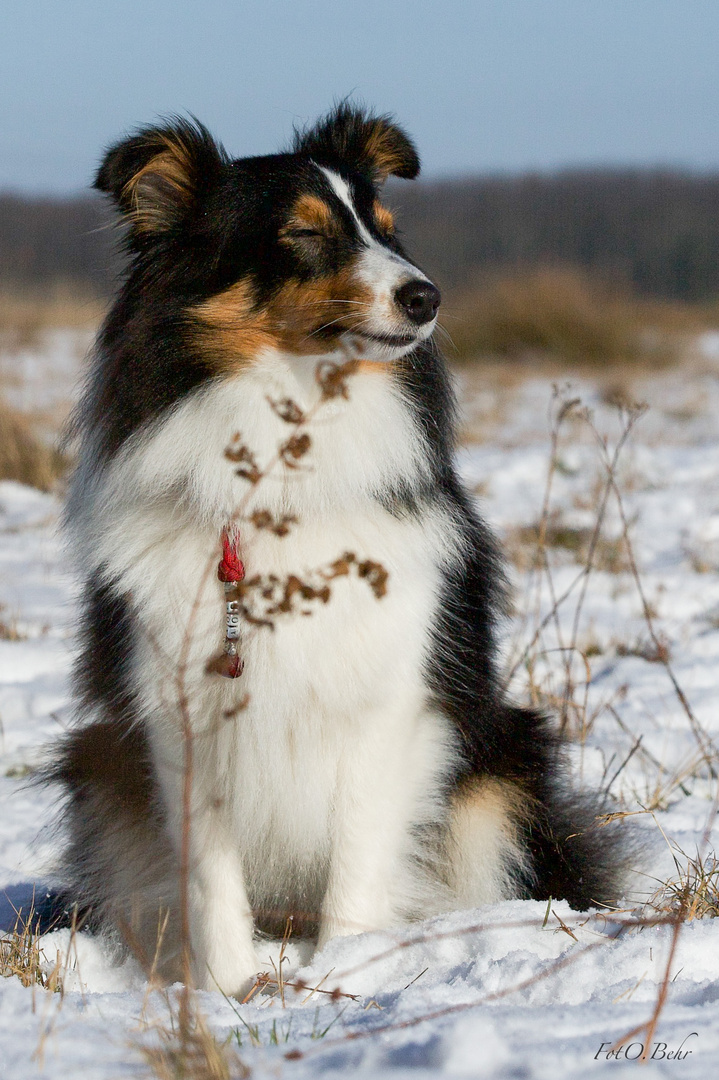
(97, 104, 440, 368)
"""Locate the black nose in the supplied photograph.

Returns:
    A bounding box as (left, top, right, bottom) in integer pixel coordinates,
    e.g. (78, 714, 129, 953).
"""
(394, 280, 441, 325)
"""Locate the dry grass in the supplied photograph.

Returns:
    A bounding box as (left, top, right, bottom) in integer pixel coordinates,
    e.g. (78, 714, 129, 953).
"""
(0, 286, 102, 445)
(444, 265, 717, 367)
(139, 1012, 241, 1080)
(506, 514, 628, 575)
(0, 288, 81, 490)
(0, 603, 28, 641)
(0, 286, 104, 352)
(0, 397, 67, 490)
(647, 850, 719, 921)
(0, 902, 62, 991)
(501, 388, 717, 774)
(616, 635, 672, 665)
(491, 388, 719, 1062)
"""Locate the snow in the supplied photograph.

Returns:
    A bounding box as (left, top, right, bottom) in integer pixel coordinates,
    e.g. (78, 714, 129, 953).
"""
(2, 345, 719, 1077)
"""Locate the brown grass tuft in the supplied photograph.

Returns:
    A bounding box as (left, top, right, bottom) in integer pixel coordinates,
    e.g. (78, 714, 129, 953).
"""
(0, 285, 104, 352)
(139, 1015, 242, 1080)
(446, 266, 714, 367)
(647, 851, 719, 921)
(0, 902, 62, 991)
(506, 515, 628, 574)
(0, 397, 66, 490)
(0, 603, 28, 641)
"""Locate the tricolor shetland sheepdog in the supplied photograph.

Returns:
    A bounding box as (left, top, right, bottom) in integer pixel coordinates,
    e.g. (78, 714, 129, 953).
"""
(53, 105, 625, 995)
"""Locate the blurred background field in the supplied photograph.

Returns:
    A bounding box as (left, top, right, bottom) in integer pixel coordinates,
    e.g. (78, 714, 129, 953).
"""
(2, 167, 719, 491)
(3, 5, 719, 1074)
(2, 0, 719, 484)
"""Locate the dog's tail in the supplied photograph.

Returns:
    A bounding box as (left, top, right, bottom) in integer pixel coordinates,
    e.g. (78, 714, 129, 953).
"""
(505, 705, 638, 910)
(525, 785, 633, 910)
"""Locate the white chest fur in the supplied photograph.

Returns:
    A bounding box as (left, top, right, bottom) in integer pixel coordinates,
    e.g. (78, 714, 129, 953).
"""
(73, 353, 462, 950)
(79, 351, 460, 689)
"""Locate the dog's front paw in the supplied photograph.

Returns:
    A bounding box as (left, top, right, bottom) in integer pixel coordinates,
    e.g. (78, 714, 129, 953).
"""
(201, 949, 264, 1000)
(228, 970, 269, 1003)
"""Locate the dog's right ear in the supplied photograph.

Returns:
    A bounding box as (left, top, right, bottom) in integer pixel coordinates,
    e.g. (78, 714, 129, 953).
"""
(94, 118, 225, 240)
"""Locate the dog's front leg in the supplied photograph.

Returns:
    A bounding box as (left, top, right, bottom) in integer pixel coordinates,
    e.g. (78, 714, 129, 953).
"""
(317, 710, 424, 948)
(152, 746, 261, 996)
(187, 817, 260, 996)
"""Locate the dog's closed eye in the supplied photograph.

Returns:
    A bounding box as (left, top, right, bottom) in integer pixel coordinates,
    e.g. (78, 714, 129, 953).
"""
(282, 227, 327, 240)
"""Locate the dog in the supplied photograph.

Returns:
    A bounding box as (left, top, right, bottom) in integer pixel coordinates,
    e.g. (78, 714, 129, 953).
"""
(51, 105, 626, 995)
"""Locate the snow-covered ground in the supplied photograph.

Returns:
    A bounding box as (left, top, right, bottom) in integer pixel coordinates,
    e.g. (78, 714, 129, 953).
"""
(2, 335, 719, 1078)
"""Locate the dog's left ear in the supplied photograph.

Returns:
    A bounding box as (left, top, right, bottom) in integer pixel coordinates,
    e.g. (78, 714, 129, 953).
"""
(294, 104, 420, 182)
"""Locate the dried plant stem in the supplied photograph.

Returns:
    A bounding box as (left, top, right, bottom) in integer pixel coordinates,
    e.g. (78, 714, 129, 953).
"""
(591, 423, 718, 771)
(519, 393, 578, 705)
(286, 923, 628, 1064)
(563, 406, 645, 707)
(610, 779, 719, 1062)
(610, 898, 687, 1064)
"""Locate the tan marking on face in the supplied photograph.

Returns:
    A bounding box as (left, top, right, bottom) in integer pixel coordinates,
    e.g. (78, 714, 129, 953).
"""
(373, 200, 395, 235)
(122, 134, 194, 232)
(190, 280, 276, 373)
(263, 267, 374, 354)
(280, 194, 336, 238)
(189, 262, 375, 371)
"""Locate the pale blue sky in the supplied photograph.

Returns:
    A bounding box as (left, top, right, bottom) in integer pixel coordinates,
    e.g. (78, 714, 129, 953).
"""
(2, 0, 718, 192)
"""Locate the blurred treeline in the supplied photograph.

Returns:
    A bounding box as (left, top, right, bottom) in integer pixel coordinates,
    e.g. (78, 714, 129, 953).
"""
(390, 170, 719, 302)
(0, 192, 117, 296)
(2, 169, 719, 302)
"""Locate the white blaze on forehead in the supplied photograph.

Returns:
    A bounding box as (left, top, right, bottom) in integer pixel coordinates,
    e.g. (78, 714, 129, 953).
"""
(318, 165, 430, 286)
(319, 166, 375, 246)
